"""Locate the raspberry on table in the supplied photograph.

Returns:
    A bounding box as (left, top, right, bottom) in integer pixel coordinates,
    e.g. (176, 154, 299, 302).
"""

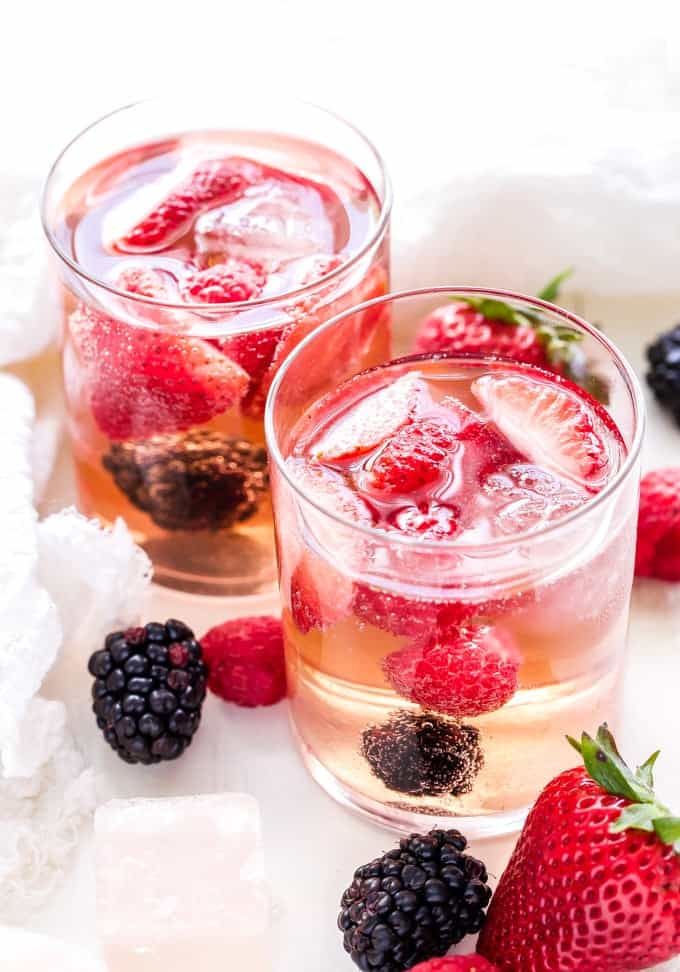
(201, 616, 286, 707)
(338, 828, 492, 972)
(361, 712, 483, 797)
(411, 958, 499, 972)
(635, 467, 680, 581)
(88, 619, 207, 765)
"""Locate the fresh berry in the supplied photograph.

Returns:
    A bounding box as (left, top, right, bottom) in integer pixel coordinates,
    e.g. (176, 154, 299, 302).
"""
(88, 620, 207, 764)
(411, 958, 499, 972)
(413, 271, 578, 372)
(415, 302, 551, 368)
(353, 584, 476, 640)
(201, 616, 285, 707)
(338, 828, 492, 972)
(366, 418, 459, 495)
(361, 713, 483, 797)
(217, 326, 285, 419)
(115, 265, 169, 298)
(181, 258, 266, 304)
(383, 625, 520, 718)
(311, 373, 426, 461)
(115, 157, 259, 252)
(472, 370, 615, 489)
(646, 323, 680, 426)
(635, 468, 680, 581)
(289, 555, 352, 634)
(70, 304, 249, 441)
(477, 725, 680, 971)
(103, 430, 268, 531)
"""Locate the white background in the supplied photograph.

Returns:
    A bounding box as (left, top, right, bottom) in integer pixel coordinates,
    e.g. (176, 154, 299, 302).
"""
(6, 3, 680, 969)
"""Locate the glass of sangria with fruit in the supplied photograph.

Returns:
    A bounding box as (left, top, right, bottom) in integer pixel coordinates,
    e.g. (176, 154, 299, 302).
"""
(266, 286, 644, 836)
(41, 95, 391, 595)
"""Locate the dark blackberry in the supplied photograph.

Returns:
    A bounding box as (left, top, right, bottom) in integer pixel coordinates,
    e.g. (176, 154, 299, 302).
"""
(102, 429, 269, 532)
(338, 828, 492, 972)
(647, 324, 680, 426)
(361, 713, 483, 797)
(88, 619, 208, 765)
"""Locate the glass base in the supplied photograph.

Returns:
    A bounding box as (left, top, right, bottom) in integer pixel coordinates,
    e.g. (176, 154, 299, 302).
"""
(142, 529, 277, 597)
(294, 724, 530, 839)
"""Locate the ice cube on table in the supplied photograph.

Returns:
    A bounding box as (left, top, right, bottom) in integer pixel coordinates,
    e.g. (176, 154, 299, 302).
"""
(95, 793, 271, 971)
(0, 926, 105, 970)
(195, 175, 344, 268)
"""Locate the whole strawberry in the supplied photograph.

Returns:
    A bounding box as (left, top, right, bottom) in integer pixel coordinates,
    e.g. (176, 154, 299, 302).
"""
(635, 468, 680, 581)
(414, 270, 578, 373)
(477, 725, 680, 971)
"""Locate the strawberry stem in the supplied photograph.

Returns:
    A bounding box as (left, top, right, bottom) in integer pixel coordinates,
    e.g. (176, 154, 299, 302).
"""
(567, 724, 679, 854)
(451, 269, 580, 369)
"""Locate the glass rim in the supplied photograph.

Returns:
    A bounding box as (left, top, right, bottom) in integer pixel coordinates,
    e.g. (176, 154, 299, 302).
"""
(39, 94, 393, 316)
(265, 285, 646, 553)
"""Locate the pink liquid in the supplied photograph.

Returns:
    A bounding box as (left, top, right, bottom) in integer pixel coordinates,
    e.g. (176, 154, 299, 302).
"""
(53, 132, 389, 594)
(275, 356, 635, 831)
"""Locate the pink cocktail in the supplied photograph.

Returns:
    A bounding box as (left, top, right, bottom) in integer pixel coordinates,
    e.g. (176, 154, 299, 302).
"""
(267, 288, 643, 836)
(42, 96, 391, 594)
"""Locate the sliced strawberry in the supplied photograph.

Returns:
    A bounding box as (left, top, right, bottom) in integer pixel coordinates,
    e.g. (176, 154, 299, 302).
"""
(365, 417, 459, 495)
(383, 624, 521, 718)
(70, 304, 249, 440)
(472, 371, 612, 489)
(290, 553, 354, 633)
(311, 373, 426, 462)
(181, 258, 266, 304)
(285, 458, 374, 526)
(114, 157, 260, 253)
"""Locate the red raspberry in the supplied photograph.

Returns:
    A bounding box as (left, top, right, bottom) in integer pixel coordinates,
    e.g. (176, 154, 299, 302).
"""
(353, 584, 476, 640)
(635, 468, 680, 581)
(415, 302, 550, 368)
(115, 157, 259, 252)
(182, 258, 266, 304)
(201, 616, 286, 707)
(366, 418, 459, 495)
(383, 625, 521, 718)
(411, 957, 499, 972)
(289, 554, 354, 634)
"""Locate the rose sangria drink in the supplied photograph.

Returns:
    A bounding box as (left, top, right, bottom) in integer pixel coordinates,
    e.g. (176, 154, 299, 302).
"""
(267, 288, 643, 836)
(42, 97, 390, 595)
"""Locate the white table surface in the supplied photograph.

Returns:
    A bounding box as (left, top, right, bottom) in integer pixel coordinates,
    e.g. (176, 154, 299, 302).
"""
(16, 294, 680, 970)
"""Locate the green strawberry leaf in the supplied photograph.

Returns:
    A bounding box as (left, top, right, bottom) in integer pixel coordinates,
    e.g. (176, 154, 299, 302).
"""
(536, 267, 574, 303)
(569, 724, 679, 854)
(654, 817, 680, 852)
(636, 750, 661, 789)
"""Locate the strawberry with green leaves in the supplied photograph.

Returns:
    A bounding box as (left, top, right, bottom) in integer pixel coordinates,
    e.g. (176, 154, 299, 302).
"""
(414, 270, 581, 373)
(477, 725, 680, 972)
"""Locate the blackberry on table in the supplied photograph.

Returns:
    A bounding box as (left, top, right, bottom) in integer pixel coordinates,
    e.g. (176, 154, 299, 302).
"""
(88, 619, 208, 765)
(361, 713, 483, 798)
(646, 324, 680, 426)
(103, 429, 269, 532)
(338, 828, 492, 972)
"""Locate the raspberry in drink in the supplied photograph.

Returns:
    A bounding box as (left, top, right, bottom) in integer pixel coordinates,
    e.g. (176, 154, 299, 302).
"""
(267, 288, 643, 835)
(42, 97, 390, 595)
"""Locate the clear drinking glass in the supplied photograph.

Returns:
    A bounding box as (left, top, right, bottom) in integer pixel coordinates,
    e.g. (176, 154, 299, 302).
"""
(41, 95, 391, 595)
(266, 287, 644, 836)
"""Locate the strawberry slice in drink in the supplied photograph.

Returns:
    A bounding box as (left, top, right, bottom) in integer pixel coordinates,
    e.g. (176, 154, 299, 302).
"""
(284, 458, 373, 633)
(70, 268, 249, 440)
(114, 157, 262, 253)
(365, 417, 460, 496)
(472, 369, 615, 490)
(311, 373, 427, 462)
